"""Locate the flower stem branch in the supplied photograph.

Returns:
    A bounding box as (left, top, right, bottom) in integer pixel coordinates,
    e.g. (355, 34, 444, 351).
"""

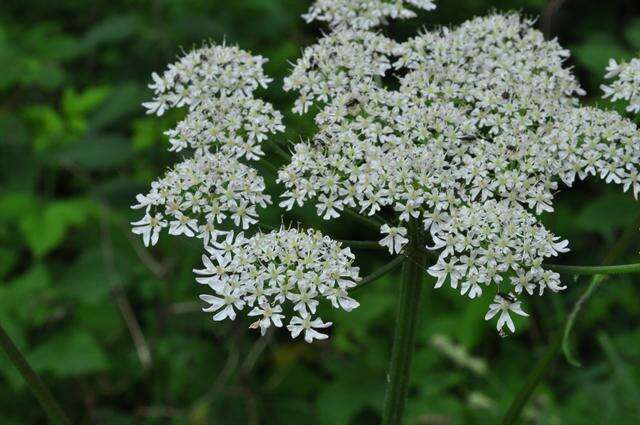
(353, 254, 407, 292)
(342, 207, 384, 230)
(0, 323, 71, 424)
(545, 262, 640, 275)
(382, 222, 426, 425)
(268, 141, 292, 163)
(500, 329, 563, 425)
(339, 240, 385, 250)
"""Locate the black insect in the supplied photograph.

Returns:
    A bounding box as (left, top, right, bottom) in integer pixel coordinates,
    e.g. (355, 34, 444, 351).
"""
(497, 292, 516, 303)
(501, 91, 510, 100)
(346, 97, 360, 109)
(311, 136, 327, 149)
(308, 56, 319, 70)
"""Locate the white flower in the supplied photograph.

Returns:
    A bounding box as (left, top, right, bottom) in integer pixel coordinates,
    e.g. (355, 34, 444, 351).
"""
(200, 290, 245, 321)
(287, 312, 333, 343)
(195, 228, 359, 342)
(602, 57, 640, 113)
(379, 224, 409, 254)
(484, 293, 529, 334)
(248, 303, 285, 335)
(131, 213, 167, 247)
(143, 43, 273, 115)
(302, 0, 436, 30)
(604, 58, 621, 78)
(316, 194, 343, 220)
(168, 213, 198, 237)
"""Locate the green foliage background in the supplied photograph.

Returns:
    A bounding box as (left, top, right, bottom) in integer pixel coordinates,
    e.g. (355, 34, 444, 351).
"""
(1, 0, 640, 423)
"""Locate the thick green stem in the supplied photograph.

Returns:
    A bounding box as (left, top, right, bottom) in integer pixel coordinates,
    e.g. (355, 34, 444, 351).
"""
(382, 224, 426, 425)
(0, 324, 71, 424)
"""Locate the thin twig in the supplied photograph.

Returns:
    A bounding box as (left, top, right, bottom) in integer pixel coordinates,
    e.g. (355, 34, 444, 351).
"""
(541, 0, 567, 38)
(100, 216, 152, 370)
(0, 324, 71, 424)
(268, 141, 292, 163)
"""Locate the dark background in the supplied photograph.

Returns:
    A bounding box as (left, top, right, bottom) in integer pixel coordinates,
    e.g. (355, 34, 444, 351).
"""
(1, 0, 640, 423)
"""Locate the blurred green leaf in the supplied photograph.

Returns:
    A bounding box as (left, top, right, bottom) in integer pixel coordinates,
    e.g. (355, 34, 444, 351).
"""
(58, 250, 113, 303)
(80, 15, 139, 50)
(0, 264, 51, 327)
(572, 34, 630, 77)
(23, 105, 66, 150)
(0, 192, 38, 221)
(624, 19, 640, 51)
(577, 192, 638, 232)
(18, 198, 95, 256)
(30, 331, 108, 376)
(90, 83, 146, 131)
(317, 381, 368, 425)
(62, 86, 112, 118)
(51, 135, 134, 170)
(0, 247, 18, 280)
(131, 118, 159, 151)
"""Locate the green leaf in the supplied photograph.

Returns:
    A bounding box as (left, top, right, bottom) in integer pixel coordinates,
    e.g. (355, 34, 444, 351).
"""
(0, 192, 38, 221)
(624, 19, 640, 50)
(0, 247, 18, 280)
(29, 331, 108, 376)
(571, 34, 630, 77)
(59, 250, 113, 303)
(577, 192, 638, 233)
(317, 382, 368, 425)
(51, 135, 134, 170)
(23, 105, 67, 150)
(0, 265, 51, 327)
(90, 83, 146, 131)
(80, 15, 138, 50)
(18, 198, 95, 256)
(62, 86, 111, 117)
(131, 118, 159, 151)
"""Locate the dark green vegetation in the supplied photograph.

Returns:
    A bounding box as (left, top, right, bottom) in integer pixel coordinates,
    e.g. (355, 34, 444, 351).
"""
(1, 0, 640, 423)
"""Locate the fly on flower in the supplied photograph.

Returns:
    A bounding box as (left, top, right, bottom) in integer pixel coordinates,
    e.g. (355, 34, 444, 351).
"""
(485, 293, 529, 335)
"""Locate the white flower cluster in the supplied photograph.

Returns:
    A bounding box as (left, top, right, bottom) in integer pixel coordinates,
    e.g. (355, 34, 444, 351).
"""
(303, 0, 435, 30)
(131, 153, 270, 245)
(142, 43, 273, 116)
(133, 41, 365, 342)
(132, 43, 283, 247)
(280, 12, 640, 333)
(602, 58, 640, 114)
(133, 2, 640, 337)
(194, 228, 360, 342)
(283, 29, 398, 114)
